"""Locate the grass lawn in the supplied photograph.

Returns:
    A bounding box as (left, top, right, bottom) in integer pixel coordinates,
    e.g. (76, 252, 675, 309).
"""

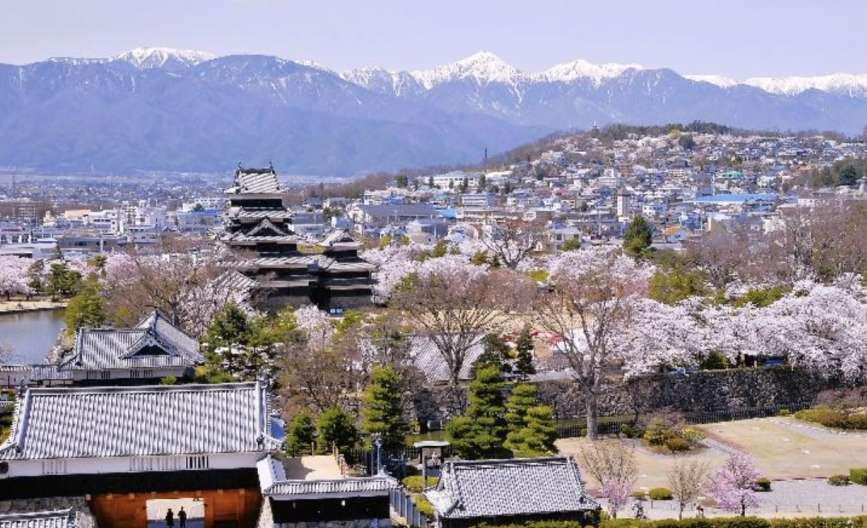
(556, 417, 867, 491)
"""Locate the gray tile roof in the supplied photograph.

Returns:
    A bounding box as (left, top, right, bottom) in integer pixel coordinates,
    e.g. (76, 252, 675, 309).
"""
(57, 311, 201, 371)
(410, 336, 486, 384)
(0, 382, 278, 461)
(231, 168, 283, 194)
(0, 510, 76, 528)
(424, 457, 599, 520)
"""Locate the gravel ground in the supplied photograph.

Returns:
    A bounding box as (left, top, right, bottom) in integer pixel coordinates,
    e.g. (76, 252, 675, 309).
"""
(602, 480, 867, 519)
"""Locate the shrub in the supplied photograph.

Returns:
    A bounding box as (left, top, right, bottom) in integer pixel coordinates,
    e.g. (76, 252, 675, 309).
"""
(828, 474, 851, 486)
(160, 375, 178, 385)
(754, 477, 772, 492)
(778, 408, 791, 417)
(664, 436, 691, 452)
(795, 406, 867, 430)
(649, 487, 673, 500)
(850, 468, 867, 485)
(620, 424, 644, 439)
(402, 475, 439, 493)
(413, 496, 435, 518)
(631, 490, 648, 500)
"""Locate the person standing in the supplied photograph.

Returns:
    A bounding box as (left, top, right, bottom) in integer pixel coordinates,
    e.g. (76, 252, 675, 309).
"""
(165, 508, 174, 528)
(178, 506, 187, 528)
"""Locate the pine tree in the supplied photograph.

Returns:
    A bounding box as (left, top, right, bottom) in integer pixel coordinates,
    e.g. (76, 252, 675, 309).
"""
(362, 366, 409, 451)
(64, 276, 107, 336)
(446, 365, 509, 459)
(202, 303, 251, 375)
(317, 406, 358, 454)
(623, 215, 653, 256)
(504, 383, 556, 457)
(284, 411, 316, 456)
(513, 326, 536, 380)
(472, 333, 512, 376)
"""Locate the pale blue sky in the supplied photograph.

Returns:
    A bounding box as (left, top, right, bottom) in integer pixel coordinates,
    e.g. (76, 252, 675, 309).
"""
(2, 0, 865, 78)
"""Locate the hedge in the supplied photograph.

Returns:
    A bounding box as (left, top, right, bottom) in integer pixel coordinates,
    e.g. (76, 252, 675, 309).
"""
(851, 468, 867, 485)
(600, 517, 867, 528)
(649, 487, 673, 500)
(402, 475, 440, 493)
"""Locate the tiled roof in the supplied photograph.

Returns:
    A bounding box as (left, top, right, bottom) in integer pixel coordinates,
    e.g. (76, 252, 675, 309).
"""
(409, 336, 486, 384)
(227, 208, 294, 220)
(57, 311, 201, 371)
(257, 456, 396, 499)
(230, 168, 283, 194)
(0, 510, 76, 528)
(0, 382, 278, 460)
(424, 457, 598, 519)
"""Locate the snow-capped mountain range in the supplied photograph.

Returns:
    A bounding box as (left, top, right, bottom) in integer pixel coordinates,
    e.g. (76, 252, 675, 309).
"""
(3, 47, 867, 176)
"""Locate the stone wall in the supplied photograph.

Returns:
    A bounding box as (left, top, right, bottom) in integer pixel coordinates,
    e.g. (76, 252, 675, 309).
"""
(413, 367, 836, 426)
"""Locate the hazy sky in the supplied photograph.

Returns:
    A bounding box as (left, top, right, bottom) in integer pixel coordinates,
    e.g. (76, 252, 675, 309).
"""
(3, 0, 866, 79)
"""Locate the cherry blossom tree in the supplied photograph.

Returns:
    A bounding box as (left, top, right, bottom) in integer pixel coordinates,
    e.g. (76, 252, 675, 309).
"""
(668, 460, 710, 519)
(707, 453, 760, 516)
(578, 440, 638, 519)
(294, 304, 334, 352)
(479, 219, 543, 270)
(0, 256, 33, 300)
(707, 281, 867, 382)
(533, 248, 706, 427)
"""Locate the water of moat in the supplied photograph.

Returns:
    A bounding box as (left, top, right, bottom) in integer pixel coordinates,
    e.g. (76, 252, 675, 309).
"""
(0, 309, 65, 364)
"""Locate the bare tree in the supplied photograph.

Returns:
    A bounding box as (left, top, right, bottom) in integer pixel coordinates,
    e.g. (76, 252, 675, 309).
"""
(578, 440, 638, 519)
(685, 228, 748, 289)
(535, 249, 650, 439)
(480, 219, 543, 270)
(667, 460, 710, 519)
(391, 258, 528, 412)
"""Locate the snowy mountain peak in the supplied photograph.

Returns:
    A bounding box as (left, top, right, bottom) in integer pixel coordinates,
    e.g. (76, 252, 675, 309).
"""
(539, 59, 643, 83)
(411, 51, 521, 89)
(684, 74, 739, 88)
(743, 73, 867, 96)
(115, 47, 216, 69)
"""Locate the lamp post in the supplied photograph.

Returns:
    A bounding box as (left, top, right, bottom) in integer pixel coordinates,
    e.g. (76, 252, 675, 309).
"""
(372, 433, 383, 475)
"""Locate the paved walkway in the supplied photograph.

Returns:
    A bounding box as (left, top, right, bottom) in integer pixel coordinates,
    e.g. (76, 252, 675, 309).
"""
(603, 479, 867, 519)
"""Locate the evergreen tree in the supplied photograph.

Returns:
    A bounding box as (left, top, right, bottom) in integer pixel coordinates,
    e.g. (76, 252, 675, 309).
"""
(446, 365, 509, 459)
(472, 333, 512, 375)
(560, 237, 581, 252)
(428, 175, 434, 188)
(504, 383, 556, 457)
(200, 303, 253, 379)
(395, 174, 409, 188)
(623, 215, 653, 256)
(504, 383, 538, 430)
(46, 263, 82, 300)
(478, 172, 487, 191)
(361, 366, 409, 451)
(64, 276, 107, 336)
(284, 411, 316, 456)
(317, 406, 358, 454)
(513, 326, 536, 380)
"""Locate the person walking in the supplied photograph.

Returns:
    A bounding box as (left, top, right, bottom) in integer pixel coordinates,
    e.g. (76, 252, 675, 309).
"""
(178, 506, 187, 528)
(165, 508, 174, 528)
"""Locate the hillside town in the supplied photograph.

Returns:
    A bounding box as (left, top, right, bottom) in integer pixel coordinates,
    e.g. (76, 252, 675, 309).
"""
(1, 125, 867, 528)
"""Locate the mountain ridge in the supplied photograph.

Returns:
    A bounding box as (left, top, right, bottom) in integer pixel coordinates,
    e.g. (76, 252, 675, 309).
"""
(3, 47, 867, 177)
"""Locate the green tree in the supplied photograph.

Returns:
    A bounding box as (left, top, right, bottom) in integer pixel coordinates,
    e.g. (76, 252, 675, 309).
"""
(285, 411, 316, 456)
(361, 366, 409, 451)
(561, 237, 581, 252)
(396, 174, 409, 188)
(513, 326, 536, 380)
(478, 173, 487, 191)
(648, 269, 707, 305)
(427, 175, 434, 188)
(472, 333, 513, 376)
(431, 239, 448, 258)
(623, 215, 653, 256)
(446, 366, 509, 459)
(505, 405, 557, 457)
(201, 303, 253, 379)
(317, 406, 358, 454)
(46, 263, 82, 300)
(64, 276, 107, 336)
(504, 383, 538, 430)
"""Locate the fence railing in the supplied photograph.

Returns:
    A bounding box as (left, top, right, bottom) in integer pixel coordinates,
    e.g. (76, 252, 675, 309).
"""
(390, 488, 431, 528)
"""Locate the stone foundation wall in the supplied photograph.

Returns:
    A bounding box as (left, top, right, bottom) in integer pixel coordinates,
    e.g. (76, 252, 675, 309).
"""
(413, 367, 835, 426)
